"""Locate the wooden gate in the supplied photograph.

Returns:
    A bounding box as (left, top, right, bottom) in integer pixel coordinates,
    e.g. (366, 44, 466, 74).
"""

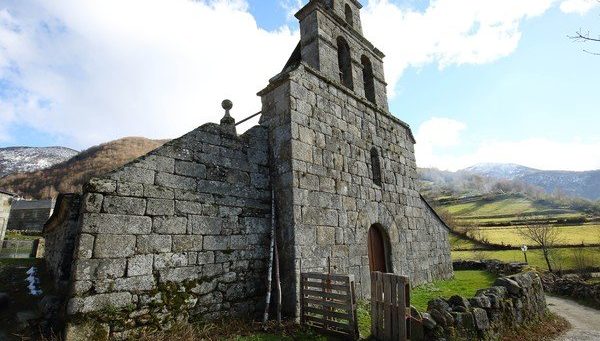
(370, 272, 411, 341)
(300, 273, 359, 340)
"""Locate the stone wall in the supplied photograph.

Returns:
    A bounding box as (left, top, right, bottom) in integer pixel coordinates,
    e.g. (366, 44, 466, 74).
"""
(44, 194, 82, 290)
(542, 273, 600, 309)
(453, 259, 527, 276)
(422, 272, 547, 340)
(0, 192, 12, 242)
(65, 123, 271, 339)
(259, 61, 453, 316)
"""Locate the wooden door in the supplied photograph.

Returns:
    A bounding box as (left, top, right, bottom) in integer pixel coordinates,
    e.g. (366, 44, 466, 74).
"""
(368, 225, 387, 273)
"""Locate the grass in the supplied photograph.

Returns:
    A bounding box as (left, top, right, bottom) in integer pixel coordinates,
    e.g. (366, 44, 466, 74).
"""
(445, 197, 549, 217)
(4, 230, 41, 240)
(411, 270, 498, 311)
(452, 247, 600, 271)
(499, 312, 571, 341)
(449, 233, 485, 250)
(469, 225, 600, 247)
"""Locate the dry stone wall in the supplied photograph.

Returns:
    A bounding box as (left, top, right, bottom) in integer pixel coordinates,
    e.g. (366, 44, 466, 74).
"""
(259, 62, 453, 316)
(65, 123, 271, 339)
(423, 272, 547, 340)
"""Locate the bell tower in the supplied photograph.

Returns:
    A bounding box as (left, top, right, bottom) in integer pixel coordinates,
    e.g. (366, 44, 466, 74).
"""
(295, 0, 389, 109)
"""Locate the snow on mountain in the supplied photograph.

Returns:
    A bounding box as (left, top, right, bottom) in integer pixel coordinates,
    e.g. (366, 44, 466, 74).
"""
(461, 163, 600, 200)
(0, 146, 79, 177)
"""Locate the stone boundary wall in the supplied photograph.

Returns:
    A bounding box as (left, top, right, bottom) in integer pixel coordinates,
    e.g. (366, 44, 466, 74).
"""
(64, 123, 272, 340)
(44, 194, 82, 290)
(421, 272, 547, 340)
(542, 273, 600, 308)
(453, 259, 527, 276)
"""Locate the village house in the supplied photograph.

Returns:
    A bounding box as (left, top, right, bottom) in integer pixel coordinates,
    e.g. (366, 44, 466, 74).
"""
(44, 1, 453, 338)
(7, 198, 55, 232)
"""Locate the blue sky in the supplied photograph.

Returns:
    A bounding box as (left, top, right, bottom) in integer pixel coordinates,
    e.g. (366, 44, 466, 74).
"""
(0, 0, 599, 171)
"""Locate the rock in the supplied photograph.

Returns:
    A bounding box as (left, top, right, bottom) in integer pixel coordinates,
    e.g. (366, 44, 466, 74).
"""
(428, 298, 451, 312)
(494, 277, 522, 296)
(422, 312, 437, 329)
(448, 295, 471, 309)
(469, 295, 491, 309)
(472, 308, 490, 330)
(452, 311, 475, 330)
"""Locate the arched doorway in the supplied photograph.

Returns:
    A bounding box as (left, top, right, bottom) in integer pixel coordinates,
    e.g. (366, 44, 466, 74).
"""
(368, 224, 389, 273)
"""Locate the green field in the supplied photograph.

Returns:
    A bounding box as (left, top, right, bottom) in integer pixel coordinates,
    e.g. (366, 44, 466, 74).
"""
(470, 224, 600, 247)
(452, 247, 600, 271)
(411, 270, 497, 311)
(445, 196, 553, 217)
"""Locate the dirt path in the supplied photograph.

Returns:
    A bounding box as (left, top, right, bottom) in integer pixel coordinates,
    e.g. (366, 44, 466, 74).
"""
(546, 295, 600, 341)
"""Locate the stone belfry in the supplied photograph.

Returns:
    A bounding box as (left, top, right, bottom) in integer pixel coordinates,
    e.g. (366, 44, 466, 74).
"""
(259, 0, 452, 318)
(294, 0, 389, 110)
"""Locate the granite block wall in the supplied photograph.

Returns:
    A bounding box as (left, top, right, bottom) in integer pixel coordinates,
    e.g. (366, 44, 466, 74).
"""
(65, 123, 272, 339)
(259, 62, 453, 317)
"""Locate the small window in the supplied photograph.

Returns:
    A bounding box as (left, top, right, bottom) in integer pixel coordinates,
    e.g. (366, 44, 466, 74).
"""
(370, 147, 382, 187)
(345, 4, 354, 26)
(361, 55, 376, 104)
(337, 37, 353, 90)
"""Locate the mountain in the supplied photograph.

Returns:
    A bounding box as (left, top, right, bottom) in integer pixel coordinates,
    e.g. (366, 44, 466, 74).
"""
(0, 146, 79, 177)
(462, 163, 537, 180)
(0, 137, 167, 199)
(461, 163, 600, 200)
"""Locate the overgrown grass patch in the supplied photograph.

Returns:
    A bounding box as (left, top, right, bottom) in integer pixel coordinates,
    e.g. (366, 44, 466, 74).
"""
(500, 312, 570, 341)
(411, 270, 497, 311)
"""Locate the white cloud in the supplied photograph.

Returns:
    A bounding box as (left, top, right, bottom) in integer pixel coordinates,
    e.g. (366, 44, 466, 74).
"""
(0, 0, 298, 147)
(560, 0, 600, 14)
(415, 118, 600, 171)
(362, 0, 559, 97)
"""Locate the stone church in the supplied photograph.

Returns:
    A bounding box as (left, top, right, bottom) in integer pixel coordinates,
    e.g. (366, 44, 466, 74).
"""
(45, 0, 452, 337)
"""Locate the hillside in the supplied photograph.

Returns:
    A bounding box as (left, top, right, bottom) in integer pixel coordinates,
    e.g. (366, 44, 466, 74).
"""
(463, 163, 600, 200)
(0, 137, 167, 199)
(0, 146, 78, 177)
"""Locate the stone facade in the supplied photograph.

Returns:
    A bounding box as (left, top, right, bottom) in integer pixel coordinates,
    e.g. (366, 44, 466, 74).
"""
(0, 190, 14, 242)
(64, 124, 271, 338)
(258, 0, 452, 315)
(46, 0, 452, 338)
(423, 272, 548, 340)
(7, 198, 55, 231)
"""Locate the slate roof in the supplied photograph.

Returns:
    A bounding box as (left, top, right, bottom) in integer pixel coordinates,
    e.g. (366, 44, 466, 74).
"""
(10, 199, 55, 210)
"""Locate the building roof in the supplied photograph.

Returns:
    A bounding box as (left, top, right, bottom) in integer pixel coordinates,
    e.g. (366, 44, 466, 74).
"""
(0, 189, 16, 197)
(11, 199, 55, 210)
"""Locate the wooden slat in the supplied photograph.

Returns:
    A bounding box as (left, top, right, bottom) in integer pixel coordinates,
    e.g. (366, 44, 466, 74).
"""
(302, 289, 350, 301)
(390, 274, 398, 341)
(304, 315, 353, 332)
(303, 297, 352, 310)
(301, 272, 350, 283)
(302, 280, 350, 292)
(303, 306, 354, 321)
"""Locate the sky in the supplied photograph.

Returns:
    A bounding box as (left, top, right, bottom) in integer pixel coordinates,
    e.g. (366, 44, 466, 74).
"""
(0, 0, 599, 171)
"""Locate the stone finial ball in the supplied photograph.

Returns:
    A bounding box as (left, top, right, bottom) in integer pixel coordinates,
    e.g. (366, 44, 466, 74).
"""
(222, 99, 233, 111)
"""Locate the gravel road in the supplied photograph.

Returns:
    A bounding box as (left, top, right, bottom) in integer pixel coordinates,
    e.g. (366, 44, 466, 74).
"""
(546, 295, 600, 341)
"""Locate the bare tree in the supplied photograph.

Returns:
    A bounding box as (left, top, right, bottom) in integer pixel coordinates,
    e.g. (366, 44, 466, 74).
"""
(518, 222, 561, 272)
(569, 1, 600, 55)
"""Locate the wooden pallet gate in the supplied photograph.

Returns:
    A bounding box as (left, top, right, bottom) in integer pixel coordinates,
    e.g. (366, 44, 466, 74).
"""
(371, 272, 411, 341)
(300, 272, 359, 340)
